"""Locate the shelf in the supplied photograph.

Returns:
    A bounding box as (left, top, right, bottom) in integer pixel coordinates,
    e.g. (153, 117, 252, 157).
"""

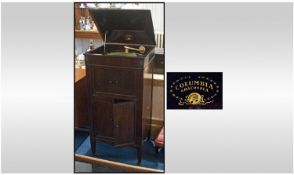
(75, 30, 101, 39)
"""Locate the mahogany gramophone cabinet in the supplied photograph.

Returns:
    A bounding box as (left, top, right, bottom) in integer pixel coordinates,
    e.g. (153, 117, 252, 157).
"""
(84, 9, 156, 164)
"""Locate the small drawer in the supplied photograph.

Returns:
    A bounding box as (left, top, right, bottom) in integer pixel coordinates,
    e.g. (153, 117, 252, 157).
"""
(92, 67, 138, 95)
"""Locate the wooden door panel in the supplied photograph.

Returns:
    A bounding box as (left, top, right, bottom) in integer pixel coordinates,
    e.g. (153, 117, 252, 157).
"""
(113, 99, 135, 146)
(92, 97, 114, 139)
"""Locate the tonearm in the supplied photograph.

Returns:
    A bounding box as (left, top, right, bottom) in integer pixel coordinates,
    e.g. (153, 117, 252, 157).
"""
(124, 45, 146, 54)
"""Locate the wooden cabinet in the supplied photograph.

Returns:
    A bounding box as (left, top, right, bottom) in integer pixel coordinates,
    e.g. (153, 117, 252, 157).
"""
(85, 9, 156, 164)
(86, 57, 154, 164)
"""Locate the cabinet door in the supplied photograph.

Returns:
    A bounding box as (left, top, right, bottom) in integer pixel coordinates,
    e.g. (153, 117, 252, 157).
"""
(113, 99, 136, 146)
(92, 96, 114, 141)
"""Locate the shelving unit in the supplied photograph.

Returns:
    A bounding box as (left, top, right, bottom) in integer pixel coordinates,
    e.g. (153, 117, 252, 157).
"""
(75, 30, 100, 39)
(75, 3, 100, 39)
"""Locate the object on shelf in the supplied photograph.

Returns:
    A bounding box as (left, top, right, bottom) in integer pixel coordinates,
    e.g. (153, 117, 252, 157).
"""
(75, 53, 85, 68)
(86, 40, 95, 52)
(80, 3, 86, 8)
(92, 21, 97, 31)
(85, 16, 91, 30)
(79, 15, 96, 31)
(79, 16, 85, 30)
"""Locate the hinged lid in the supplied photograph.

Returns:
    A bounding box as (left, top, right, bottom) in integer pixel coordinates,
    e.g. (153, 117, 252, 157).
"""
(89, 9, 156, 46)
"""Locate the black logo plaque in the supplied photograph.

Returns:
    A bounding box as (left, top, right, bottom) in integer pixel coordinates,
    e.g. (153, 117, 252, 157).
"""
(167, 72, 223, 109)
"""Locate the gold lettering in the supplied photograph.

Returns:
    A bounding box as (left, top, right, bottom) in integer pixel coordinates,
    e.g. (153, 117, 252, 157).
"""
(209, 84, 213, 89)
(173, 80, 216, 93)
(200, 81, 208, 87)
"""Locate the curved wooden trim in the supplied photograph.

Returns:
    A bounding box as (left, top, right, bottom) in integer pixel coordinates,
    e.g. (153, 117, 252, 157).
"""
(75, 154, 163, 173)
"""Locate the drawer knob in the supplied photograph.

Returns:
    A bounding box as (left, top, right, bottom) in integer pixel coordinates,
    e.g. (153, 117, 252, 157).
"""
(108, 80, 119, 84)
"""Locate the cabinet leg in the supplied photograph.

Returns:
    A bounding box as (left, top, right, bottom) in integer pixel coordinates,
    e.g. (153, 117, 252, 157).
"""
(136, 146, 142, 165)
(147, 128, 152, 140)
(90, 138, 96, 155)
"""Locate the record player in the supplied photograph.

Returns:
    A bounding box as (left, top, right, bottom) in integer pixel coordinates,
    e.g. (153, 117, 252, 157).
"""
(84, 9, 156, 164)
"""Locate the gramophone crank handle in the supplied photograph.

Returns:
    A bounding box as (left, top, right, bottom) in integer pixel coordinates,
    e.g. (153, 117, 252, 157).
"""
(124, 46, 141, 51)
(124, 45, 145, 54)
